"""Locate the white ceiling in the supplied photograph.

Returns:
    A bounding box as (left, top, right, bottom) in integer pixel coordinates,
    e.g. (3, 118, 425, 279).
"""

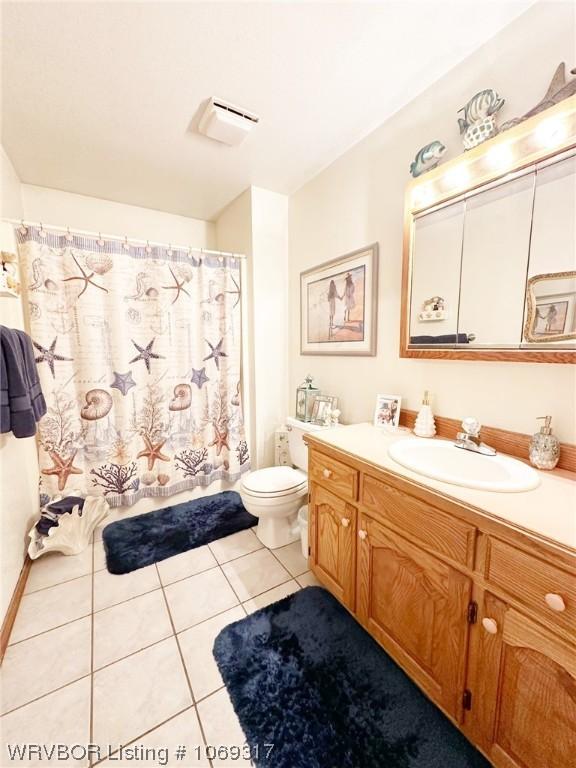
(2, 1, 534, 221)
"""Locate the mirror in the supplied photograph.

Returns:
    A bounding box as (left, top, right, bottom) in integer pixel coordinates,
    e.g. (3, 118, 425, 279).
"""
(401, 100, 576, 362)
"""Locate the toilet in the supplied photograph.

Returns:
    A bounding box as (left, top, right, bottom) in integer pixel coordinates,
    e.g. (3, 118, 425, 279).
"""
(239, 416, 325, 548)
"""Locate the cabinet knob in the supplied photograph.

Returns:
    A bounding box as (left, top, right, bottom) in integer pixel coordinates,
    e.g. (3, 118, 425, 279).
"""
(322, 468, 332, 479)
(358, 529, 368, 540)
(544, 593, 566, 612)
(341, 517, 350, 528)
(482, 617, 498, 635)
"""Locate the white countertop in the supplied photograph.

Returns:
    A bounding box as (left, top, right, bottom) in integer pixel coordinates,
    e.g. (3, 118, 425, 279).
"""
(308, 423, 576, 552)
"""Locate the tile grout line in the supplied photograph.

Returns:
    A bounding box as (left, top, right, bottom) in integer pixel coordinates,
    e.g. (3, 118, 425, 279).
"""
(90, 706, 197, 767)
(154, 562, 215, 768)
(0, 672, 93, 718)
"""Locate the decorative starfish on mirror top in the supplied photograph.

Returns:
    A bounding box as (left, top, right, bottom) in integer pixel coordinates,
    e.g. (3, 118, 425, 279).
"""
(42, 450, 83, 491)
(129, 338, 165, 374)
(33, 336, 73, 378)
(203, 338, 228, 370)
(191, 367, 210, 389)
(62, 253, 108, 298)
(137, 435, 170, 470)
(162, 266, 190, 304)
(110, 370, 137, 396)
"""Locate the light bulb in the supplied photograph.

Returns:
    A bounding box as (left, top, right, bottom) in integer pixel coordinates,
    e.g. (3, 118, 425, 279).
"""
(412, 184, 434, 208)
(487, 143, 514, 170)
(444, 165, 470, 189)
(535, 117, 567, 148)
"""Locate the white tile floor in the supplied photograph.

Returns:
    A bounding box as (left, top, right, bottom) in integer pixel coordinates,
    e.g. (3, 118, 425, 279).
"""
(0, 526, 320, 767)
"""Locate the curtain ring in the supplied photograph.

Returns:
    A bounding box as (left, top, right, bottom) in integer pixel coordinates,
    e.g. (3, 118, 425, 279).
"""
(123, 235, 130, 251)
(65, 226, 73, 242)
(39, 222, 47, 238)
(97, 232, 104, 247)
(167, 242, 173, 257)
(19, 219, 27, 235)
(145, 239, 152, 254)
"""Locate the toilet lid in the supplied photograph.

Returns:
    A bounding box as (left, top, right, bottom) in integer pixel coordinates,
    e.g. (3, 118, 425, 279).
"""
(242, 466, 307, 495)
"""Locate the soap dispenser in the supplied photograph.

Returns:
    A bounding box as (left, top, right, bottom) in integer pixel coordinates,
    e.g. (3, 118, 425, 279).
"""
(413, 390, 436, 438)
(529, 416, 560, 470)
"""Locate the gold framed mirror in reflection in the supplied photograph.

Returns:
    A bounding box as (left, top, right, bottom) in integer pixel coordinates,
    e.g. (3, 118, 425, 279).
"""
(524, 271, 576, 343)
(400, 95, 576, 364)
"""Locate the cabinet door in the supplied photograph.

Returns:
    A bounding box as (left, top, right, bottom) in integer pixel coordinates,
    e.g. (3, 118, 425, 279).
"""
(473, 593, 576, 768)
(357, 513, 471, 719)
(309, 484, 356, 609)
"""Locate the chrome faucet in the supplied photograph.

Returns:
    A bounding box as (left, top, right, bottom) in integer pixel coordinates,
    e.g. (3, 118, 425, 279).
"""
(454, 417, 496, 456)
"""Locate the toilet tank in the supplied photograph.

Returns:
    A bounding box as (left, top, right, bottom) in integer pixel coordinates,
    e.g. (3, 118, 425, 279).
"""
(286, 416, 326, 470)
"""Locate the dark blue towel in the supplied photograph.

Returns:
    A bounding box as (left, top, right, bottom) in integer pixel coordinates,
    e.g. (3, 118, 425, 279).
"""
(410, 333, 471, 345)
(0, 325, 46, 438)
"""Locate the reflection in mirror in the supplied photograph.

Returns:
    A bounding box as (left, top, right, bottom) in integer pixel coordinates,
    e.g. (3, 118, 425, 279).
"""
(524, 154, 576, 344)
(458, 173, 535, 346)
(409, 202, 465, 345)
(524, 272, 576, 343)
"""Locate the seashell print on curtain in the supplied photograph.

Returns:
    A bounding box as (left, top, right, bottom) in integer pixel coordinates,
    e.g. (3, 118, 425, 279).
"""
(17, 226, 250, 507)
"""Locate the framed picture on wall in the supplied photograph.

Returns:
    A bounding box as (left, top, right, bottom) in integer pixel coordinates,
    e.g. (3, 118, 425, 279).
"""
(300, 243, 379, 355)
(374, 394, 401, 428)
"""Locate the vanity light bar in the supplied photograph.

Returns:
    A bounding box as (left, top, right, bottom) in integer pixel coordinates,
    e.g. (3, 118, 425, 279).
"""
(409, 95, 576, 213)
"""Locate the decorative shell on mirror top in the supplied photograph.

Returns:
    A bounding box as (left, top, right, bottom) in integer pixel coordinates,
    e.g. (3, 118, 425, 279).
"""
(28, 495, 109, 559)
(409, 141, 447, 178)
(457, 89, 505, 150)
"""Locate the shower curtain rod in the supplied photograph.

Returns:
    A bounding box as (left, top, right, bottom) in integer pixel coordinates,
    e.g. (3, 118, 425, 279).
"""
(2, 218, 247, 259)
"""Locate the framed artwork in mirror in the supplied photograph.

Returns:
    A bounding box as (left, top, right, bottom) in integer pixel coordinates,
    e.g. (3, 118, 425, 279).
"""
(524, 272, 576, 343)
(300, 244, 378, 356)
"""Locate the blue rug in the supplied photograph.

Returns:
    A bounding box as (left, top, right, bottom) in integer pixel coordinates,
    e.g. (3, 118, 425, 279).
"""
(213, 587, 489, 768)
(102, 491, 257, 574)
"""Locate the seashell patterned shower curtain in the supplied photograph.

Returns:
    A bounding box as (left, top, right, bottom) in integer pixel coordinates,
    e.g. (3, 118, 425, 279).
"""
(17, 226, 250, 507)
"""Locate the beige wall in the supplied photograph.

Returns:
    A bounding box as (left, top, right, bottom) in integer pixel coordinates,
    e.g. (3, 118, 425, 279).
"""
(289, 1, 576, 443)
(21, 184, 216, 248)
(216, 187, 289, 468)
(0, 147, 40, 624)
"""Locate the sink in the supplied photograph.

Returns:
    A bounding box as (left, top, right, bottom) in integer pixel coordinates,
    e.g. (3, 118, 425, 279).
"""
(388, 438, 540, 492)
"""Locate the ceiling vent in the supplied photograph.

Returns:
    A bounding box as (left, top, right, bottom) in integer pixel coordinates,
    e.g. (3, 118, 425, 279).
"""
(197, 97, 259, 146)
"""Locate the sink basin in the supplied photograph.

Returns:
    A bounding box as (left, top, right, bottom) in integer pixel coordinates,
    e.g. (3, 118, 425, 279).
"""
(388, 438, 540, 492)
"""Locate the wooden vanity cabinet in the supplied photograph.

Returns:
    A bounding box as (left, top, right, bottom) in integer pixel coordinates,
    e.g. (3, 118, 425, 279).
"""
(357, 512, 472, 720)
(309, 484, 357, 610)
(306, 441, 576, 768)
(470, 593, 576, 768)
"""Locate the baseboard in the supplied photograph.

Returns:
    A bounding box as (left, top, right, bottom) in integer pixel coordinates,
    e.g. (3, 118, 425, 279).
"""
(0, 556, 32, 664)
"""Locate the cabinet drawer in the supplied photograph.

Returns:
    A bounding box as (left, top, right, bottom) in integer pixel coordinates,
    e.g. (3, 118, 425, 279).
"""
(309, 451, 358, 502)
(485, 537, 576, 634)
(361, 474, 476, 567)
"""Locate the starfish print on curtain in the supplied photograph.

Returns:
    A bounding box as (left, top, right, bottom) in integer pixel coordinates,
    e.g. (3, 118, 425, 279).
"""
(162, 266, 190, 304)
(17, 225, 250, 507)
(191, 367, 210, 389)
(130, 338, 165, 374)
(110, 370, 137, 396)
(203, 338, 227, 370)
(63, 253, 108, 298)
(42, 450, 83, 491)
(137, 435, 170, 471)
(33, 337, 73, 378)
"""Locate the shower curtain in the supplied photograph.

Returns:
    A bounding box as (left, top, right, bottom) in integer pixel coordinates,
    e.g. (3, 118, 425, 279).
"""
(17, 226, 250, 507)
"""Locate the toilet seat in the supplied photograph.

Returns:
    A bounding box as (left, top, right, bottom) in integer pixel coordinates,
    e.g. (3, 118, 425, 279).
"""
(241, 467, 307, 497)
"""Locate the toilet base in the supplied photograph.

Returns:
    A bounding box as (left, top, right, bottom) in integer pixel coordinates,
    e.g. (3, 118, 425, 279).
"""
(256, 514, 300, 549)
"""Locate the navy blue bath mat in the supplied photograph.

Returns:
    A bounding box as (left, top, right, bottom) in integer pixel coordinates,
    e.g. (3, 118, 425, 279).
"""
(213, 587, 489, 768)
(102, 491, 257, 574)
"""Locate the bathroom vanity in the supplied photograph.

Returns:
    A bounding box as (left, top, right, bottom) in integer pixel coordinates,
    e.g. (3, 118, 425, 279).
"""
(305, 424, 575, 768)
